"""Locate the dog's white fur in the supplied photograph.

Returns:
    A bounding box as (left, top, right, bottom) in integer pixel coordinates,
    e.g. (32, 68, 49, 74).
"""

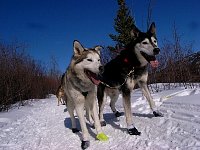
(62, 41, 104, 142)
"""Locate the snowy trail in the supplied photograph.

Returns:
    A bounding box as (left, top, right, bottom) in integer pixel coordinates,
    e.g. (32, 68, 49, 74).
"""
(1, 88, 200, 150)
(0, 99, 80, 150)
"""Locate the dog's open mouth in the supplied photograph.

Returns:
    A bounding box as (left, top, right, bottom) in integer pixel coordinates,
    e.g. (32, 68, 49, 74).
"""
(140, 52, 156, 62)
(140, 52, 158, 68)
(84, 70, 101, 85)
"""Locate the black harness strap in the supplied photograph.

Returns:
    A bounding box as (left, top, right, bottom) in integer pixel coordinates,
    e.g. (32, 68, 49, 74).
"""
(82, 92, 88, 97)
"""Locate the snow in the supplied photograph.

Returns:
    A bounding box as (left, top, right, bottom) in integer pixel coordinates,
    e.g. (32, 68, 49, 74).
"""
(1, 86, 200, 150)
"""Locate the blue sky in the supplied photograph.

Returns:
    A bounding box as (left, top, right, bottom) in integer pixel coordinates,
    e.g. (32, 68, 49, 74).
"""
(0, 0, 200, 72)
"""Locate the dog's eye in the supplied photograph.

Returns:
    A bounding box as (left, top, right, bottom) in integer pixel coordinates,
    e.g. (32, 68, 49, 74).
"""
(98, 59, 100, 62)
(87, 59, 93, 62)
(142, 41, 148, 45)
(154, 40, 157, 43)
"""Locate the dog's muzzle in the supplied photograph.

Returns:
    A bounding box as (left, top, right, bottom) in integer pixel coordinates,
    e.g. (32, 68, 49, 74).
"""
(153, 48, 160, 55)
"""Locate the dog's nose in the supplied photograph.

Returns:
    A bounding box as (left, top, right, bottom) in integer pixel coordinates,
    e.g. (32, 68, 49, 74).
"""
(153, 48, 160, 55)
(99, 66, 104, 74)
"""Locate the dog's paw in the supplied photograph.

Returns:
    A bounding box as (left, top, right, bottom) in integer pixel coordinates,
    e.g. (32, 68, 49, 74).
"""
(127, 127, 141, 135)
(81, 141, 90, 150)
(72, 128, 79, 133)
(115, 111, 122, 117)
(100, 121, 106, 126)
(96, 132, 109, 141)
(153, 111, 163, 117)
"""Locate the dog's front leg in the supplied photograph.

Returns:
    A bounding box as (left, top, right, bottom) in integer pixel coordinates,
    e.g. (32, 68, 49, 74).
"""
(97, 85, 107, 126)
(87, 92, 102, 133)
(86, 91, 109, 141)
(122, 87, 141, 135)
(57, 97, 60, 106)
(75, 97, 90, 149)
(85, 103, 94, 126)
(67, 100, 79, 133)
(109, 89, 121, 117)
(138, 81, 163, 117)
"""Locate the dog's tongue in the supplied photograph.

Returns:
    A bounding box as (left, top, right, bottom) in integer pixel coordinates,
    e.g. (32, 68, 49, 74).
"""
(90, 77, 101, 85)
(85, 70, 101, 85)
(150, 60, 159, 68)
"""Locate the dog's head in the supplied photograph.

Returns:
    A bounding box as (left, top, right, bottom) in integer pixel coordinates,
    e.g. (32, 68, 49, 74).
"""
(72, 40, 103, 85)
(131, 22, 160, 67)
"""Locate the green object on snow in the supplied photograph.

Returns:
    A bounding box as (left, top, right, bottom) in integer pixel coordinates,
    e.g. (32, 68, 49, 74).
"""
(96, 132, 109, 141)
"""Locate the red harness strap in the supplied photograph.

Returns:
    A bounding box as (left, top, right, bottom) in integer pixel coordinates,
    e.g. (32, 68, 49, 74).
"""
(124, 58, 129, 63)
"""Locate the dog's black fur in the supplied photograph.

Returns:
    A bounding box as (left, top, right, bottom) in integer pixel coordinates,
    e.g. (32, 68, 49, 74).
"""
(97, 22, 163, 136)
(99, 28, 157, 87)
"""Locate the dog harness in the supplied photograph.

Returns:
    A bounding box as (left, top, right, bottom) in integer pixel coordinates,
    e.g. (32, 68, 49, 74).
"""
(100, 67, 134, 89)
(82, 92, 88, 97)
(99, 55, 136, 89)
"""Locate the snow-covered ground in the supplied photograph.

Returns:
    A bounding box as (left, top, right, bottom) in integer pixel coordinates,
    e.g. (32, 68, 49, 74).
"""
(1, 86, 200, 150)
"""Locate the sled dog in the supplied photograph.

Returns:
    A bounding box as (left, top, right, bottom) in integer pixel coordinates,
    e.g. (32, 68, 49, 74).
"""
(62, 40, 108, 149)
(56, 85, 65, 106)
(98, 22, 163, 135)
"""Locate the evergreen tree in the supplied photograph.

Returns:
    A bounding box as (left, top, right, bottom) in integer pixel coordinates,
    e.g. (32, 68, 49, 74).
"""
(109, 0, 135, 48)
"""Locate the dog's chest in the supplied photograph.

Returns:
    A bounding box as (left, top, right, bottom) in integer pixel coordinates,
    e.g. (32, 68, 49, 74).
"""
(125, 67, 148, 89)
(126, 77, 136, 89)
(71, 70, 95, 90)
(74, 79, 94, 92)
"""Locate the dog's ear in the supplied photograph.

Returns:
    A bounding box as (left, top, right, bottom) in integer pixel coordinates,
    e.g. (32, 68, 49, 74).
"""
(94, 46, 103, 55)
(148, 22, 156, 35)
(73, 40, 84, 56)
(130, 26, 140, 39)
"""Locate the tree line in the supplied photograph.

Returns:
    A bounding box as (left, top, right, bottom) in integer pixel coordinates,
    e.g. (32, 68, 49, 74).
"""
(0, 41, 61, 111)
(148, 24, 200, 85)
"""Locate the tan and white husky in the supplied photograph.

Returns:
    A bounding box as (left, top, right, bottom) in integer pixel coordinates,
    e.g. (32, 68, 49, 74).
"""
(62, 40, 108, 149)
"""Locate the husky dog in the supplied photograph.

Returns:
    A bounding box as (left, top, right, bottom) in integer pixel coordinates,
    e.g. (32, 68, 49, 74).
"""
(56, 85, 65, 106)
(62, 40, 108, 149)
(98, 22, 163, 135)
